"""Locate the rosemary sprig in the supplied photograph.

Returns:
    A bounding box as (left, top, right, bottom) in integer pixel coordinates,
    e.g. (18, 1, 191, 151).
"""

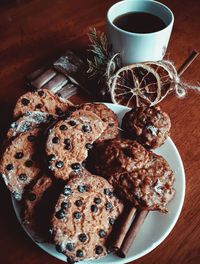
(87, 28, 120, 79)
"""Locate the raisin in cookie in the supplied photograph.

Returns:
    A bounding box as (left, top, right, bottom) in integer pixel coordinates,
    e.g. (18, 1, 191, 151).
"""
(121, 105, 171, 149)
(7, 111, 54, 140)
(13, 89, 73, 119)
(79, 103, 119, 142)
(51, 172, 124, 263)
(46, 110, 107, 180)
(0, 128, 44, 200)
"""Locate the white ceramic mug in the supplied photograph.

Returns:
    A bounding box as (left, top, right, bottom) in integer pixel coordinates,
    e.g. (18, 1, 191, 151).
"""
(107, 0, 174, 65)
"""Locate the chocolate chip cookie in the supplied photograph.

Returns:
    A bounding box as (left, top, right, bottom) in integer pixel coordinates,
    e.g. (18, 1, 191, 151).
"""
(13, 89, 73, 119)
(22, 173, 53, 241)
(0, 128, 44, 200)
(46, 110, 107, 180)
(51, 172, 124, 263)
(79, 103, 119, 142)
(121, 105, 171, 149)
(7, 111, 54, 140)
(22, 173, 65, 242)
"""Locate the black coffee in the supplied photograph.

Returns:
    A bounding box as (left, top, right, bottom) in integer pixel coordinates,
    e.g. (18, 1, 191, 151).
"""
(113, 12, 166, 33)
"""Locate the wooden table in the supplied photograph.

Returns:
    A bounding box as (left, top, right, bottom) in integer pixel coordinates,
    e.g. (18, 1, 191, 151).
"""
(0, 0, 200, 263)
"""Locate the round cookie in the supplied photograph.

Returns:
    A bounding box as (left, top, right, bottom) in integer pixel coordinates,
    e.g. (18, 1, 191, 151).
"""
(13, 89, 73, 119)
(107, 153, 175, 213)
(69, 109, 107, 143)
(21, 173, 53, 241)
(0, 128, 43, 200)
(121, 105, 171, 149)
(22, 173, 64, 242)
(87, 138, 150, 177)
(46, 110, 107, 180)
(87, 138, 175, 213)
(79, 103, 119, 142)
(7, 111, 54, 140)
(51, 173, 124, 263)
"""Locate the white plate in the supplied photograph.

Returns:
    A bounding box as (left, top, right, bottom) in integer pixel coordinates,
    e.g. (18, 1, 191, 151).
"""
(12, 103, 185, 264)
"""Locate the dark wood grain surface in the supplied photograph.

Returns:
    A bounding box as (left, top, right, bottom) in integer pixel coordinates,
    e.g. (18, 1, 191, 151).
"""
(0, 0, 200, 263)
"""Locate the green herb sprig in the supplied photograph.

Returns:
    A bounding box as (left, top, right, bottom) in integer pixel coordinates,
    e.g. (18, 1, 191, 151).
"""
(87, 28, 121, 80)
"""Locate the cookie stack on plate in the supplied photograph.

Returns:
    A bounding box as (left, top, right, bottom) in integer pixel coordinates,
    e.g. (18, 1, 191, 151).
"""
(0, 88, 175, 263)
(0, 89, 126, 263)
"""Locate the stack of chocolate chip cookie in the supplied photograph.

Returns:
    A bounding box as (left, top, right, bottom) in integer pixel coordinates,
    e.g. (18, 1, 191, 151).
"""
(0, 88, 175, 263)
(0, 89, 125, 263)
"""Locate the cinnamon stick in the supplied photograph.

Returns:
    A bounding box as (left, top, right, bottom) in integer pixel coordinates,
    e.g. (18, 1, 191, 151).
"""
(112, 206, 137, 251)
(118, 210, 149, 258)
(31, 68, 57, 88)
(26, 67, 46, 82)
(177, 49, 199, 77)
(25, 51, 87, 99)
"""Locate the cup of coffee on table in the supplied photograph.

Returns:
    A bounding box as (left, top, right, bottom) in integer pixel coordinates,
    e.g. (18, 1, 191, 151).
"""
(107, 0, 174, 65)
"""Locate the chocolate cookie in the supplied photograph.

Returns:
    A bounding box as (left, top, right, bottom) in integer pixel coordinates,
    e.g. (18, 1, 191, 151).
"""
(46, 110, 107, 180)
(107, 153, 175, 213)
(51, 172, 124, 263)
(13, 89, 73, 119)
(87, 138, 150, 177)
(121, 105, 171, 149)
(87, 138, 175, 213)
(0, 128, 44, 200)
(7, 111, 54, 140)
(22, 173, 64, 242)
(79, 103, 119, 142)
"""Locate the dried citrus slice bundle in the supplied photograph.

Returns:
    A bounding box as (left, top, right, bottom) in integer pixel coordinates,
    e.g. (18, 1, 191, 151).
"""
(110, 62, 174, 108)
(145, 61, 174, 103)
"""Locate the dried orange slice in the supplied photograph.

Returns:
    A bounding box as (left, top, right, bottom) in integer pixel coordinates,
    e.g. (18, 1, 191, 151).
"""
(144, 61, 174, 103)
(110, 63, 162, 107)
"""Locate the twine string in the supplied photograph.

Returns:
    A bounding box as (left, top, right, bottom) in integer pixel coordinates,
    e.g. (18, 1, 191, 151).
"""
(106, 53, 200, 104)
(160, 59, 200, 98)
